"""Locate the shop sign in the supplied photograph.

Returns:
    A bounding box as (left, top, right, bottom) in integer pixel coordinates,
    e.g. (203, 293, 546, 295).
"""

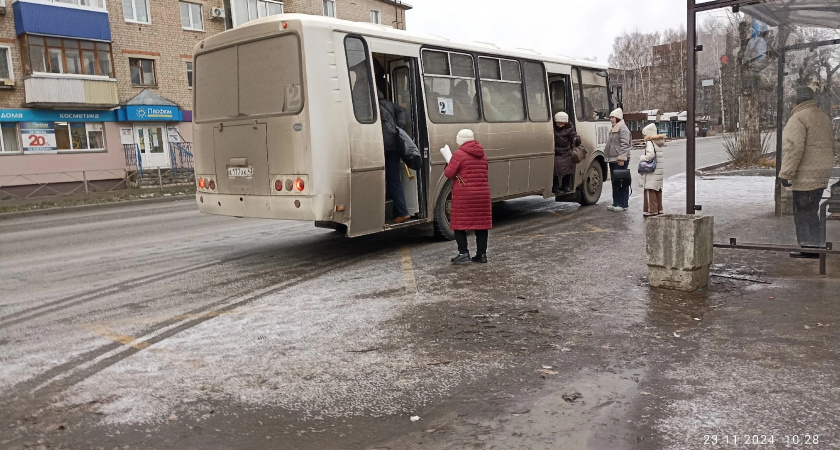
(21, 122, 57, 152)
(121, 105, 182, 121)
(0, 109, 117, 122)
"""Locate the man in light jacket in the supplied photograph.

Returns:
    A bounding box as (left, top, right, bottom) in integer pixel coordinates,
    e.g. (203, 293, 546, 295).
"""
(604, 108, 633, 211)
(779, 86, 835, 258)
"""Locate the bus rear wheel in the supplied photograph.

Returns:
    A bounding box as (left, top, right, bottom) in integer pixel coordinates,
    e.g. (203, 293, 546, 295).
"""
(579, 160, 603, 206)
(433, 180, 455, 241)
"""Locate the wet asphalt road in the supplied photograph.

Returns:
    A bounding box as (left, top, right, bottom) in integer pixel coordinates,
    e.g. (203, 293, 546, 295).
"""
(1, 137, 838, 449)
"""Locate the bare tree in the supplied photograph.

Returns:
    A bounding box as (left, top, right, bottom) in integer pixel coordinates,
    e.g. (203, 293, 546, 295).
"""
(608, 29, 659, 111)
(699, 16, 729, 128)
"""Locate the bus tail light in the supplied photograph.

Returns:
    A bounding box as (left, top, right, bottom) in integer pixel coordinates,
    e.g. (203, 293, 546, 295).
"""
(199, 178, 206, 189)
(274, 180, 283, 191)
(285, 179, 293, 191)
(282, 22, 288, 29)
(295, 178, 305, 192)
(208, 179, 216, 190)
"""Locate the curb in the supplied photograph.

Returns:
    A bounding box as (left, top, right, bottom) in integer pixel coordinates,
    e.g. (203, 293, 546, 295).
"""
(0, 195, 195, 221)
(695, 152, 777, 177)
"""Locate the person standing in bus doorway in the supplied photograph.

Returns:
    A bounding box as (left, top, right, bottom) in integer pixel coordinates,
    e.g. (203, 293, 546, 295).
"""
(445, 129, 492, 264)
(639, 123, 666, 216)
(604, 108, 632, 211)
(779, 86, 835, 258)
(373, 61, 411, 223)
(552, 112, 578, 194)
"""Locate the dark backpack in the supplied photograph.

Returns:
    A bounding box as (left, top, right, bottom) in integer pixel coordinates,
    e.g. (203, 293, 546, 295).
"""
(379, 99, 400, 152)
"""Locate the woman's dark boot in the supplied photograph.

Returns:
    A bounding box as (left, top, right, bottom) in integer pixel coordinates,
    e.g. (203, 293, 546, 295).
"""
(471, 254, 487, 264)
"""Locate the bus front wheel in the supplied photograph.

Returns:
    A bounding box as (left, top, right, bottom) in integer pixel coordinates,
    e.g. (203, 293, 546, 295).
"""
(579, 161, 603, 206)
(433, 180, 455, 241)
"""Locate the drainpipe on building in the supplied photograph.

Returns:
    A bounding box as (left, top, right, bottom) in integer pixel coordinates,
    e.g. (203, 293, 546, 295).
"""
(223, 0, 233, 29)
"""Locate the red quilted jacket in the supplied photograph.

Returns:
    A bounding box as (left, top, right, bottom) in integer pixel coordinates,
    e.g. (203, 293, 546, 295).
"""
(444, 140, 492, 230)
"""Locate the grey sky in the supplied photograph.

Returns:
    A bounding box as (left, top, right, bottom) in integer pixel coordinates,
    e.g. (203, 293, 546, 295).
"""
(405, 0, 689, 64)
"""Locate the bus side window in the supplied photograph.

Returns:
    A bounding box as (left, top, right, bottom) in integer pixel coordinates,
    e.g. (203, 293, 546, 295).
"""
(524, 61, 550, 122)
(549, 80, 567, 116)
(345, 36, 376, 124)
(421, 50, 480, 123)
(478, 56, 525, 123)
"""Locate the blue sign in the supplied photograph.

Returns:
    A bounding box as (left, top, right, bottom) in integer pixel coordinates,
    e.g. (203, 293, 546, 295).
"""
(0, 109, 117, 122)
(117, 105, 183, 122)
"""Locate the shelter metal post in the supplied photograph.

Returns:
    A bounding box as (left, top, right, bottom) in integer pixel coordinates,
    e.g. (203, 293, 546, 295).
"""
(686, 0, 697, 214)
(775, 36, 786, 216)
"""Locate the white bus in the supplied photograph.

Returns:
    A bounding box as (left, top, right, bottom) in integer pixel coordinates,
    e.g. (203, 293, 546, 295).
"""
(192, 14, 618, 238)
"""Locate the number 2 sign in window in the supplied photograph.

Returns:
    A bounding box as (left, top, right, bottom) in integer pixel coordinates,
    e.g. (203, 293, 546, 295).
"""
(21, 122, 58, 152)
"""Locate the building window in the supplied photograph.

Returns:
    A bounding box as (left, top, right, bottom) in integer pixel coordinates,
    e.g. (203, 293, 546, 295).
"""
(54, 122, 105, 151)
(186, 61, 193, 89)
(421, 49, 480, 123)
(129, 58, 156, 86)
(230, 0, 284, 28)
(180, 2, 204, 31)
(0, 123, 20, 153)
(43, 0, 106, 8)
(0, 47, 12, 81)
(370, 10, 381, 24)
(323, 0, 335, 17)
(123, 0, 150, 23)
(21, 36, 113, 77)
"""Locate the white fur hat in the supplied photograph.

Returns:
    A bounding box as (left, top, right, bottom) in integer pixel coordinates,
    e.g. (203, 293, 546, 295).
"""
(642, 123, 658, 137)
(554, 111, 569, 123)
(610, 108, 624, 120)
(456, 129, 474, 146)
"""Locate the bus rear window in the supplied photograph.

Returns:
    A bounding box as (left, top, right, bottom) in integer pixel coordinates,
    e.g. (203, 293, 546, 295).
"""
(195, 35, 303, 122)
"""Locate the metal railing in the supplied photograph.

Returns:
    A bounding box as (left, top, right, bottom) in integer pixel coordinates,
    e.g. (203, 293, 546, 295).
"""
(0, 169, 129, 200)
(123, 142, 194, 185)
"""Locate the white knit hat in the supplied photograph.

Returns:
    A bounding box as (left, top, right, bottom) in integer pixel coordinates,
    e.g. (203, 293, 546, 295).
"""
(456, 129, 474, 146)
(554, 111, 569, 123)
(609, 108, 624, 120)
(642, 123, 658, 137)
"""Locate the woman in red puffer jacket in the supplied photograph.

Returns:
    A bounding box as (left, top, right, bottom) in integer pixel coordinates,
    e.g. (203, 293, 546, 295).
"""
(444, 129, 492, 264)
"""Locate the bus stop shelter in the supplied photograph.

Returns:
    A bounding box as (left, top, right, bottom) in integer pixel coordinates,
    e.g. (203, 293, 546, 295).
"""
(685, 0, 840, 273)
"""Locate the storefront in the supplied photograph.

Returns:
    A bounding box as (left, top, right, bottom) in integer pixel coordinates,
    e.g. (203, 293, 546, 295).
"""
(0, 108, 128, 196)
(114, 91, 191, 169)
(0, 109, 116, 154)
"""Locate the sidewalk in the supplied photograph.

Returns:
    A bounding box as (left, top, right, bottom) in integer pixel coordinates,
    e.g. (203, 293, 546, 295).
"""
(0, 185, 196, 219)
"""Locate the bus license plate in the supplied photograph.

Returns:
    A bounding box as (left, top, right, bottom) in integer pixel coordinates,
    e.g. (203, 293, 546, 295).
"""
(227, 166, 253, 177)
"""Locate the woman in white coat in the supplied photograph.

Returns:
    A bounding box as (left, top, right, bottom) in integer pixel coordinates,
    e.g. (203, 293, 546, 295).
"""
(639, 123, 666, 216)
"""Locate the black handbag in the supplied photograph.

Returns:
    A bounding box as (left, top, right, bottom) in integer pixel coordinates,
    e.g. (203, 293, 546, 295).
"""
(612, 167, 632, 189)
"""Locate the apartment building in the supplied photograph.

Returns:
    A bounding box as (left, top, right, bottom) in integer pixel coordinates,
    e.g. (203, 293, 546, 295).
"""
(0, 0, 410, 197)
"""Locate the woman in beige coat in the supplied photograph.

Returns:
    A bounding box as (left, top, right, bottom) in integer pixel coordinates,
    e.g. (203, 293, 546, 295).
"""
(639, 123, 666, 216)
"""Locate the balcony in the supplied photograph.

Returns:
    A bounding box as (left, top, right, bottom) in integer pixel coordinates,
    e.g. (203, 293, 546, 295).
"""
(13, 0, 110, 41)
(24, 73, 118, 108)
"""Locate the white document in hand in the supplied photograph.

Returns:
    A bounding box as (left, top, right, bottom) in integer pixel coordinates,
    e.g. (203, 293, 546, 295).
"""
(440, 144, 452, 163)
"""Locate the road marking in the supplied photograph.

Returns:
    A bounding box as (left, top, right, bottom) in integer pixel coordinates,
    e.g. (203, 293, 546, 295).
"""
(400, 246, 418, 295)
(498, 224, 607, 240)
(82, 310, 236, 327)
(80, 324, 151, 350)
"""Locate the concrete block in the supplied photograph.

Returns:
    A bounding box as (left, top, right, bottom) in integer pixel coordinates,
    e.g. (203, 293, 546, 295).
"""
(778, 187, 794, 216)
(646, 214, 714, 291)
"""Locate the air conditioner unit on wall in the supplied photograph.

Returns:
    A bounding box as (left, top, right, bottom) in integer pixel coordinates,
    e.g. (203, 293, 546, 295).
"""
(209, 7, 225, 19)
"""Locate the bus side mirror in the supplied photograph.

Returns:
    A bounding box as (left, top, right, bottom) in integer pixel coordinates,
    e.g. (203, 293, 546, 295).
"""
(611, 85, 623, 110)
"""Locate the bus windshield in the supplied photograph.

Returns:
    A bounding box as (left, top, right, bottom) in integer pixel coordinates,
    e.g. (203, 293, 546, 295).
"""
(573, 68, 610, 122)
(195, 34, 303, 122)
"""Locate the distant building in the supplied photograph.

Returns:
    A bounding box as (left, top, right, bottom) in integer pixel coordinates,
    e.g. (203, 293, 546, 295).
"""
(0, 0, 411, 198)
